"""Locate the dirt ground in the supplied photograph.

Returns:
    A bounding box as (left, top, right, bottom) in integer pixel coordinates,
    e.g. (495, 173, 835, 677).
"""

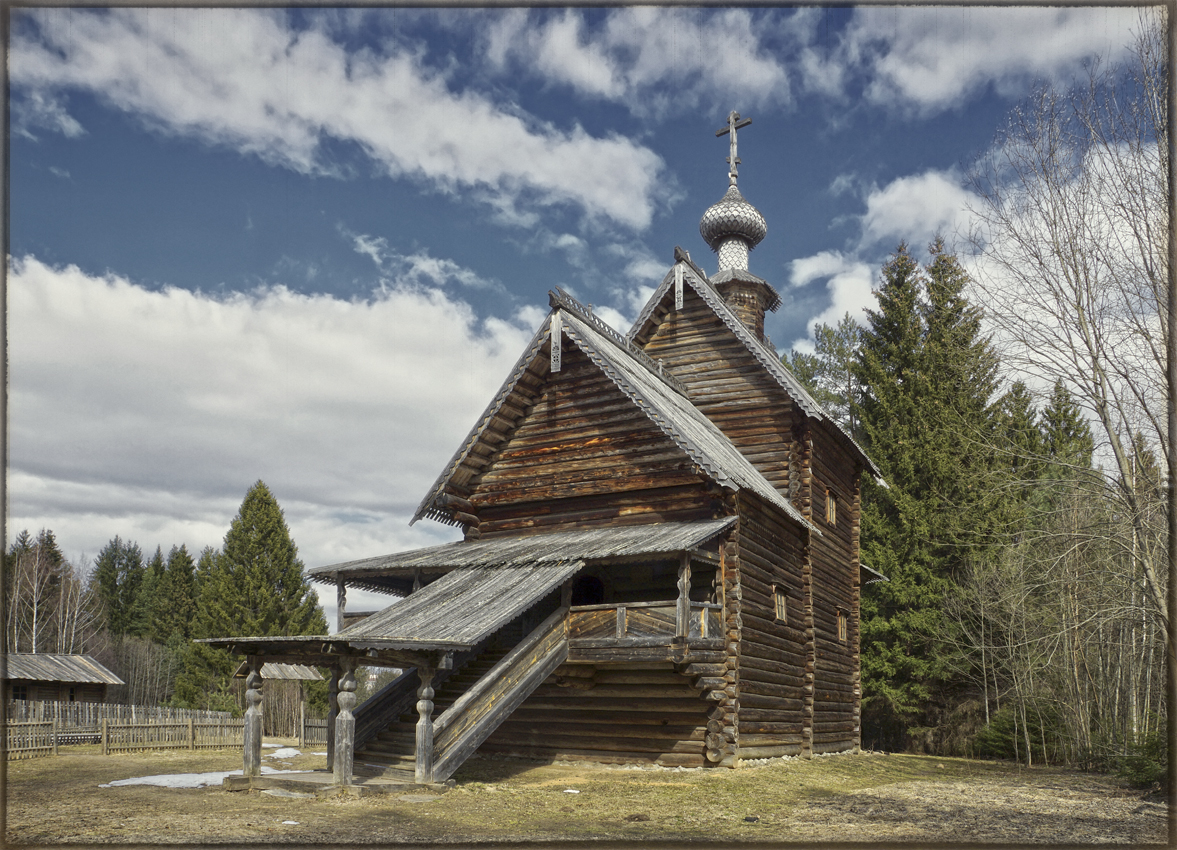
(4, 741, 1169, 845)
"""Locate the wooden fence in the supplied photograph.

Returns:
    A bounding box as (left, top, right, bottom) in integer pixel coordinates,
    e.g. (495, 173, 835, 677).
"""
(7, 721, 59, 760)
(301, 716, 328, 747)
(7, 699, 231, 725)
(100, 719, 243, 754)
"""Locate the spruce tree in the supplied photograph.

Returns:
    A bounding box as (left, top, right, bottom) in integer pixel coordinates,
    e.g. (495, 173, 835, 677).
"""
(175, 482, 326, 710)
(853, 240, 1002, 751)
(150, 545, 197, 644)
(90, 537, 145, 637)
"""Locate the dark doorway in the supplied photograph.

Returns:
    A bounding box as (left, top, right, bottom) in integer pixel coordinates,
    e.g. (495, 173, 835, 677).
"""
(571, 575, 605, 606)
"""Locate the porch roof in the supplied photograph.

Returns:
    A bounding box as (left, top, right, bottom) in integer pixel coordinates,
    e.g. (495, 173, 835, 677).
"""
(310, 516, 736, 594)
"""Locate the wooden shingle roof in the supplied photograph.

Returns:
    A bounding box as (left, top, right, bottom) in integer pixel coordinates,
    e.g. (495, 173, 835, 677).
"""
(6, 654, 124, 685)
(311, 517, 736, 588)
(336, 560, 582, 645)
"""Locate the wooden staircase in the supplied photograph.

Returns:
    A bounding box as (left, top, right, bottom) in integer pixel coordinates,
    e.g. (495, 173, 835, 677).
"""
(353, 645, 514, 779)
(352, 607, 569, 782)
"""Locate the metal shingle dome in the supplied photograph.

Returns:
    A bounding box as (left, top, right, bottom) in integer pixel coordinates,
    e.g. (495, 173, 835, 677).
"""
(699, 184, 767, 252)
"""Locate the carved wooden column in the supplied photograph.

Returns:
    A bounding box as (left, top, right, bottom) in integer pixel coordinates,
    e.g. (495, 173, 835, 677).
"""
(336, 577, 347, 634)
(676, 552, 692, 639)
(333, 658, 357, 786)
(243, 656, 264, 777)
(415, 666, 436, 785)
(326, 666, 339, 771)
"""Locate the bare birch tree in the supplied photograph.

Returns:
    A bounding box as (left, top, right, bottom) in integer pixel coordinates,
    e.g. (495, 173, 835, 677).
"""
(967, 10, 1169, 638)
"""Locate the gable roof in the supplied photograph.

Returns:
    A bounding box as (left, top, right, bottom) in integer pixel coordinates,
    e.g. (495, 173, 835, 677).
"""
(628, 253, 882, 479)
(413, 290, 814, 533)
(6, 654, 124, 685)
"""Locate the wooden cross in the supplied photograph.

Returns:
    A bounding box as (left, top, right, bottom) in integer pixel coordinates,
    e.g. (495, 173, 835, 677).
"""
(716, 110, 752, 185)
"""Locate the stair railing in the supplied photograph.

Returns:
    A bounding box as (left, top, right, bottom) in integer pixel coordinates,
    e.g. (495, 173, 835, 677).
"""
(429, 607, 569, 781)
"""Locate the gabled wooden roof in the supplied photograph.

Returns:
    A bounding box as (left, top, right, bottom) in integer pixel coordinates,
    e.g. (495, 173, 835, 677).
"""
(629, 253, 882, 479)
(232, 661, 323, 680)
(413, 290, 814, 532)
(6, 654, 124, 685)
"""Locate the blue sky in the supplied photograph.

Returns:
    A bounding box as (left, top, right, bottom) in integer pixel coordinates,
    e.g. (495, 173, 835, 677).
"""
(7, 6, 1148, 621)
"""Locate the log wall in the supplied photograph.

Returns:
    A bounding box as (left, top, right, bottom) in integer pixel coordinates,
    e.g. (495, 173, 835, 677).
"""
(806, 423, 862, 754)
(639, 288, 797, 499)
(477, 663, 714, 767)
(733, 492, 811, 758)
(472, 345, 719, 537)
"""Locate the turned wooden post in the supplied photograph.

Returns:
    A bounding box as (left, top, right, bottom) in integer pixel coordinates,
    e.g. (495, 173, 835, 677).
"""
(333, 659, 357, 785)
(326, 666, 338, 771)
(677, 552, 692, 639)
(415, 666, 436, 785)
(243, 656, 264, 777)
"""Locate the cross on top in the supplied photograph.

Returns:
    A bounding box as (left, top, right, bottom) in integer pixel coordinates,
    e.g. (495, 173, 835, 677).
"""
(716, 110, 752, 186)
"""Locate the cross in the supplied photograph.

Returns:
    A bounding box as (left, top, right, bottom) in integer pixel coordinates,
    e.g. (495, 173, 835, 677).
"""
(716, 110, 752, 186)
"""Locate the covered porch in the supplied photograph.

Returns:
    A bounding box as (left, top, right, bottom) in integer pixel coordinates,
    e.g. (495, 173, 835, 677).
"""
(204, 518, 737, 788)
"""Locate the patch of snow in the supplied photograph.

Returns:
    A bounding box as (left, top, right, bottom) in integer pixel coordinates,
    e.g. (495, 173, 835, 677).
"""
(262, 743, 281, 748)
(99, 766, 303, 789)
(281, 821, 299, 825)
(266, 747, 301, 759)
(311, 752, 327, 756)
(563, 789, 579, 794)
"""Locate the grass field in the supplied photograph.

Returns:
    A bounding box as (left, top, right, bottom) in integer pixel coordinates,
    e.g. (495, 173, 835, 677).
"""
(4, 741, 1167, 844)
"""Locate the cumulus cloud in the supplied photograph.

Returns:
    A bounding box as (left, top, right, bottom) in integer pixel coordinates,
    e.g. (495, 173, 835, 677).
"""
(842, 7, 1140, 114)
(857, 169, 979, 252)
(10, 7, 668, 230)
(7, 255, 540, 619)
(787, 250, 876, 353)
(482, 8, 794, 117)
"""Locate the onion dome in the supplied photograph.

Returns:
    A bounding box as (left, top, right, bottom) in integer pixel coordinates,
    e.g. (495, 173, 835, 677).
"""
(699, 184, 767, 272)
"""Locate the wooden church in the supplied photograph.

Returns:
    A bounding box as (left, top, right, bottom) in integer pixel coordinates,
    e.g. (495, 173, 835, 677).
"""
(207, 112, 883, 787)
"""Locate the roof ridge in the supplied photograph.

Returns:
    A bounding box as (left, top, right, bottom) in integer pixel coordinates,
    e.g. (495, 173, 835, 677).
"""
(549, 288, 689, 398)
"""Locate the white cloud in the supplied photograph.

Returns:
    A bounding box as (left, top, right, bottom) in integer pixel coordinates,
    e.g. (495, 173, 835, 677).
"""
(483, 8, 793, 117)
(7, 256, 543, 618)
(346, 231, 503, 293)
(10, 8, 668, 230)
(857, 169, 978, 252)
(843, 7, 1140, 114)
(787, 250, 875, 353)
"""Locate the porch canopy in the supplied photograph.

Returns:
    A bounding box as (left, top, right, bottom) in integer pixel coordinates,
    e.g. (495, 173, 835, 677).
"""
(202, 517, 739, 670)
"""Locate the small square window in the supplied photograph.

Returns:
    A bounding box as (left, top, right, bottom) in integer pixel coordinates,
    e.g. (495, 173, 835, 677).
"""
(12, 684, 28, 701)
(772, 586, 787, 623)
(837, 610, 848, 643)
(826, 490, 837, 525)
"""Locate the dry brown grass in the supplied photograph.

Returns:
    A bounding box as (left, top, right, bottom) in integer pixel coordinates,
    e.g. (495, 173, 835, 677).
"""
(4, 742, 1167, 844)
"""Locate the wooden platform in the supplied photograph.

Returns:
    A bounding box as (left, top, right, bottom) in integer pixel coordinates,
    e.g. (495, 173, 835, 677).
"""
(222, 770, 453, 798)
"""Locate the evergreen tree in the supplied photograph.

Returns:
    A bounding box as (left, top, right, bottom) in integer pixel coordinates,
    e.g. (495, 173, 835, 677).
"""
(853, 240, 1002, 750)
(175, 482, 327, 710)
(785, 312, 861, 430)
(89, 537, 145, 637)
(150, 545, 198, 643)
(127, 546, 165, 638)
(1040, 380, 1094, 469)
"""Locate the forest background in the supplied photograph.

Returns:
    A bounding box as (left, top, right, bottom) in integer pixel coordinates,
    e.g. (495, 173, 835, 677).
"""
(4, 16, 1167, 781)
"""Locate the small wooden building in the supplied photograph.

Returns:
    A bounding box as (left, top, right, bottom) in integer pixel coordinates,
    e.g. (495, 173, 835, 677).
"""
(5, 654, 124, 703)
(206, 113, 884, 786)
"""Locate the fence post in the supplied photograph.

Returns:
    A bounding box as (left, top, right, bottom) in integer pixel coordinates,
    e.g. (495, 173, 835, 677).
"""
(101, 719, 108, 756)
(299, 702, 305, 748)
(52, 719, 59, 756)
(189, 718, 195, 751)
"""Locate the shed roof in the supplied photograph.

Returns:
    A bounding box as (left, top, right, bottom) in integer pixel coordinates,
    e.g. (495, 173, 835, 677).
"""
(6, 654, 124, 685)
(311, 517, 736, 588)
(336, 560, 582, 645)
(232, 661, 324, 680)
